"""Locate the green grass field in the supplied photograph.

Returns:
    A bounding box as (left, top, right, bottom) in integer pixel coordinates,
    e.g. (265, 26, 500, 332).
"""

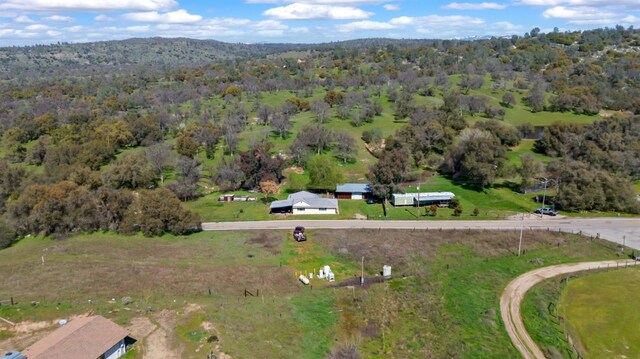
(314, 229, 622, 358)
(0, 231, 337, 358)
(186, 172, 544, 222)
(521, 278, 575, 358)
(0, 228, 624, 358)
(558, 267, 640, 358)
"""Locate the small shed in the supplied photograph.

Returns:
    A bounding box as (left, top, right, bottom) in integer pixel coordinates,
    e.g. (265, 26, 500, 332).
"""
(335, 183, 372, 200)
(391, 193, 415, 206)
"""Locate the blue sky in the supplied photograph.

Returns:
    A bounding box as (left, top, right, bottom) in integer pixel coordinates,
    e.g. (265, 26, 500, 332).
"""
(0, 0, 638, 46)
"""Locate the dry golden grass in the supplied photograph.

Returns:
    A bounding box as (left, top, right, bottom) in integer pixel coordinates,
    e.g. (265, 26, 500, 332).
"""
(313, 228, 606, 275)
(0, 231, 297, 303)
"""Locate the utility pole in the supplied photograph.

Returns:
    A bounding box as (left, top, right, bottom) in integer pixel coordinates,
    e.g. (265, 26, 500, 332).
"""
(361, 256, 365, 286)
(518, 212, 524, 256)
(416, 184, 421, 217)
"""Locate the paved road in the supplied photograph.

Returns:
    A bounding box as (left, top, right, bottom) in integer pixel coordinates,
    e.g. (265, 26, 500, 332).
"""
(203, 217, 640, 249)
(500, 259, 638, 359)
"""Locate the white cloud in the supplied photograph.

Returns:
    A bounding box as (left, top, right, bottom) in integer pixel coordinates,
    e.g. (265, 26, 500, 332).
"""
(95, 15, 115, 22)
(0, 28, 38, 38)
(15, 15, 34, 23)
(543, 5, 640, 25)
(256, 30, 285, 36)
(247, 0, 383, 3)
(46, 30, 62, 37)
(517, 0, 640, 8)
(383, 4, 400, 10)
(43, 15, 74, 22)
(389, 16, 413, 25)
(336, 20, 396, 32)
(125, 25, 151, 32)
(122, 10, 203, 23)
(390, 15, 485, 28)
(493, 21, 522, 31)
(388, 15, 491, 38)
(65, 26, 84, 32)
(443, 2, 507, 10)
(264, 3, 372, 19)
(25, 24, 50, 31)
(251, 20, 288, 30)
(0, 0, 178, 12)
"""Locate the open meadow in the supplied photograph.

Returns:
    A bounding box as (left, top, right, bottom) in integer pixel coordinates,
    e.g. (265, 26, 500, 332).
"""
(0, 229, 626, 358)
(557, 267, 640, 358)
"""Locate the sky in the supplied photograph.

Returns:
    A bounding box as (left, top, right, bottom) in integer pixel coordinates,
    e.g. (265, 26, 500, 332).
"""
(0, 0, 639, 46)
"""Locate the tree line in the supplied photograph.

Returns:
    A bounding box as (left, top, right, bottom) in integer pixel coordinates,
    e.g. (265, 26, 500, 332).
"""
(2, 26, 640, 247)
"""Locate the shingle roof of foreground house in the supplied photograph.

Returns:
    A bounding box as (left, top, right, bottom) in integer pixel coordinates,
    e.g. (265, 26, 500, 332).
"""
(23, 316, 131, 359)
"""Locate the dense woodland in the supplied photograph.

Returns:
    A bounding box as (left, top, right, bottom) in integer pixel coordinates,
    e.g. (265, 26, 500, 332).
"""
(1, 26, 640, 246)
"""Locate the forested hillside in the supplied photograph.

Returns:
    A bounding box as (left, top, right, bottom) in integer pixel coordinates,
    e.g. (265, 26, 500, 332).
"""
(0, 37, 301, 76)
(1, 26, 639, 247)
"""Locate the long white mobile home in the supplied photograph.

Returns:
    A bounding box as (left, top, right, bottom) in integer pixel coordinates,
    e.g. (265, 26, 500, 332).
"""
(391, 192, 455, 207)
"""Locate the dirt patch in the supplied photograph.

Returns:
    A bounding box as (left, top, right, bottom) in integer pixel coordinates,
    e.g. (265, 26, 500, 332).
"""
(200, 321, 215, 332)
(145, 326, 178, 359)
(142, 309, 181, 359)
(12, 320, 56, 334)
(0, 321, 55, 354)
(245, 232, 282, 255)
(507, 213, 567, 220)
(183, 303, 202, 315)
(285, 166, 304, 174)
(127, 317, 157, 340)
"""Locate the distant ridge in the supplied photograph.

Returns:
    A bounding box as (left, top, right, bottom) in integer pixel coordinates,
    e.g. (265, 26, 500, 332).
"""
(0, 37, 467, 75)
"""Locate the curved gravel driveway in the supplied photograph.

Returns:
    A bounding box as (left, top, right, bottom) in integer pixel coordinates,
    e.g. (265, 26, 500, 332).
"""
(500, 259, 638, 359)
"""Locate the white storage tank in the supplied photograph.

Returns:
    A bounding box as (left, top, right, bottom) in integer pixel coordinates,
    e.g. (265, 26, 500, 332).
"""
(383, 265, 392, 277)
(299, 275, 310, 285)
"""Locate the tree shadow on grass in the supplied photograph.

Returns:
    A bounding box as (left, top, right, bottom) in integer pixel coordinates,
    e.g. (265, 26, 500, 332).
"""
(404, 208, 418, 219)
(441, 174, 487, 193)
(261, 195, 278, 204)
(491, 181, 521, 193)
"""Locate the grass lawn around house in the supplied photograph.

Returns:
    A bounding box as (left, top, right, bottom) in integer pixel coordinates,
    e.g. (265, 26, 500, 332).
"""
(558, 267, 640, 359)
(505, 139, 551, 167)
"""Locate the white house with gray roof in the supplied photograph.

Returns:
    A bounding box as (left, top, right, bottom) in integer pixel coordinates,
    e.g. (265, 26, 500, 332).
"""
(270, 191, 339, 215)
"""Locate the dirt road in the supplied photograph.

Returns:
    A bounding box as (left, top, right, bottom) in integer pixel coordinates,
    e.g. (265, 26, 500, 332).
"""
(500, 259, 638, 359)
